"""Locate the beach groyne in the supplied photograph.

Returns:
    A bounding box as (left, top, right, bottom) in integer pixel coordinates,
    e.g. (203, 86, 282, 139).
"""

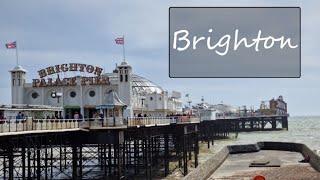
(183, 141, 320, 180)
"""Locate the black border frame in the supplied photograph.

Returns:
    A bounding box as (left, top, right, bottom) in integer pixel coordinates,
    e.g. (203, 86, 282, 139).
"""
(169, 7, 301, 78)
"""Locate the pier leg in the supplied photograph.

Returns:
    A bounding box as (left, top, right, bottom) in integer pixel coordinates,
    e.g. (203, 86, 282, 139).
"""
(59, 146, 62, 173)
(45, 144, 48, 180)
(164, 133, 169, 176)
(272, 119, 277, 130)
(27, 150, 31, 179)
(3, 156, 6, 180)
(116, 142, 122, 180)
(72, 144, 78, 179)
(178, 135, 182, 168)
(22, 147, 26, 179)
(283, 117, 288, 130)
(64, 146, 67, 169)
(50, 145, 53, 178)
(37, 145, 41, 180)
(137, 140, 140, 174)
(183, 134, 188, 176)
(108, 144, 112, 174)
(194, 131, 198, 168)
(189, 134, 192, 161)
(134, 140, 138, 175)
(122, 142, 126, 179)
(79, 144, 82, 178)
(8, 145, 13, 180)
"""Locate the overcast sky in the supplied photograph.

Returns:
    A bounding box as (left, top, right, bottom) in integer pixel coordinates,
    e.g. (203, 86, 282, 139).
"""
(0, 0, 318, 116)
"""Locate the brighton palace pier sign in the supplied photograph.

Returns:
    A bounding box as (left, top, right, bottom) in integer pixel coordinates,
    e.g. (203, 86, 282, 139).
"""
(32, 63, 110, 87)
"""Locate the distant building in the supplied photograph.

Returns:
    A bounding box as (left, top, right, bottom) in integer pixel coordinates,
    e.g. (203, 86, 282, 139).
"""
(9, 61, 182, 119)
(259, 95, 288, 116)
(269, 95, 287, 115)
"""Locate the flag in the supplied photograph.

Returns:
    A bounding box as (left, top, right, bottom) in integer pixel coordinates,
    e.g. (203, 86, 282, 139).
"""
(185, 94, 189, 97)
(6, 41, 16, 49)
(115, 37, 124, 44)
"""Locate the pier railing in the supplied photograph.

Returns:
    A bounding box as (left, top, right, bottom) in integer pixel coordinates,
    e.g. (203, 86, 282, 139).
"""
(0, 116, 201, 133)
(127, 117, 175, 127)
(215, 113, 289, 120)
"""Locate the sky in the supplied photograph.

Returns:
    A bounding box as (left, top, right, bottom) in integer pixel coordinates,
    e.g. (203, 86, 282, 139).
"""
(0, 0, 318, 116)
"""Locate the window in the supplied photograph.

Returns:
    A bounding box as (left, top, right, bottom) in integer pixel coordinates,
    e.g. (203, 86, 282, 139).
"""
(12, 79, 15, 86)
(150, 97, 153, 101)
(120, 69, 123, 82)
(89, 90, 95, 97)
(32, 92, 39, 99)
(70, 91, 76, 98)
(159, 97, 162, 101)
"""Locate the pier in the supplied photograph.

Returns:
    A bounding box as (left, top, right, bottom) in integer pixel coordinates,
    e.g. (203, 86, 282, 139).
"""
(0, 117, 200, 179)
(0, 113, 288, 179)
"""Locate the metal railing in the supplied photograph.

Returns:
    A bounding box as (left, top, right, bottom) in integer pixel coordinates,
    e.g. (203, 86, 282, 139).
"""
(215, 113, 289, 120)
(0, 116, 201, 133)
(127, 116, 201, 127)
(127, 117, 174, 127)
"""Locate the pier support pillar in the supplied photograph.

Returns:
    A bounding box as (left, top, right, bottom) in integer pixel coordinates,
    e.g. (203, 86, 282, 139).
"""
(22, 146, 26, 179)
(37, 145, 41, 180)
(282, 117, 288, 130)
(194, 131, 198, 168)
(8, 145, 13, 180)
(183, 134, 188, 176)
(72, 144, 78, 179)
(272, 119, 277, 130)
(164, 133, 169, 176)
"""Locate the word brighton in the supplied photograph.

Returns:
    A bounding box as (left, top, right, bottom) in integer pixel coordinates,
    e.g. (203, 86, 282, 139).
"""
(173, 29, 299, 56)
(32, 63, 110, 87)
(37, 63, 103, 78)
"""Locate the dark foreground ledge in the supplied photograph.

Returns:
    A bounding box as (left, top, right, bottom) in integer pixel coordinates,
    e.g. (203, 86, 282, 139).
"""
(183, 141, 320, 180)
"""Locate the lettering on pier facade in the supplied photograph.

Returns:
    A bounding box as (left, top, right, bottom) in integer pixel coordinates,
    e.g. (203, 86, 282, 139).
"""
(32, 63, 110, 87)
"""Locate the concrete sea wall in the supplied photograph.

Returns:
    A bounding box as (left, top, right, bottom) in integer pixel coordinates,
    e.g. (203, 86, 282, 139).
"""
(183, 141, 320, 180)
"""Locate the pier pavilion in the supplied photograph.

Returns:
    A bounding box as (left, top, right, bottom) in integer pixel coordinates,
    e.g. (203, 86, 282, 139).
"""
(9, 61, 182, 119)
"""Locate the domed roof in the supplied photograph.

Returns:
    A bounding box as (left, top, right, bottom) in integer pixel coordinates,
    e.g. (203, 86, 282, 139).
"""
(9, 65, 27, 72)
(103, 73, 164, 94)
(120, 61, 129, 66)
(118, 61, 130, 66)
(211, 104, 237, 113)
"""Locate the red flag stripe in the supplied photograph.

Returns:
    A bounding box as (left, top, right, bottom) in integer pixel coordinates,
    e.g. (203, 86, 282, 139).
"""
(115, 37, 124, 44)
(5, 42, 17, 49)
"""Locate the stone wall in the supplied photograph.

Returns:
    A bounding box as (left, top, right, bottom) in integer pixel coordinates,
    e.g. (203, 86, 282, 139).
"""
(183, 146, 230, 180)
(183, 142, 320, 180)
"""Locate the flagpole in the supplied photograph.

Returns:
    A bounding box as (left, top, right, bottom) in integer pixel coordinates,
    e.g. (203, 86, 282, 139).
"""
(123, 35, 126, 62)
(15, 41, 19, 66)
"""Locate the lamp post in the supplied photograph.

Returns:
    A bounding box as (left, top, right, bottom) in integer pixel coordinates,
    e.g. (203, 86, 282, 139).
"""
(187, 100, 192, 117)
(51, 91, 62, 103)
(51, 91, 63, 118)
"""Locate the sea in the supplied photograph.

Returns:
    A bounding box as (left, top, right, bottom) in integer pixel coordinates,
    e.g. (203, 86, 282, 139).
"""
(213, 116, 320, 151)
